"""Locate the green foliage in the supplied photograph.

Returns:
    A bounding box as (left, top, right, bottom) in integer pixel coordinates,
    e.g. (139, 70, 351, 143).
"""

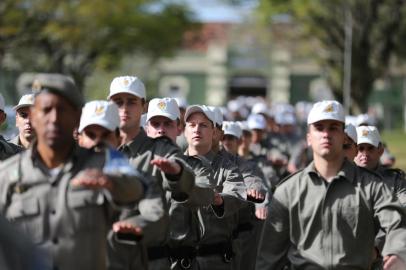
(258, 0, 406, 113)
(0, 0, 193, 90)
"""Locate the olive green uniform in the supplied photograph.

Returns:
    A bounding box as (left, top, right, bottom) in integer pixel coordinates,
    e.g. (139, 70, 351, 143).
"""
(257, 160, 406, 269)
(194, 150, 247, 270)
(0, 145, 144, 270)
(108, 129, 195, 270)
(0, 135, 22, 161)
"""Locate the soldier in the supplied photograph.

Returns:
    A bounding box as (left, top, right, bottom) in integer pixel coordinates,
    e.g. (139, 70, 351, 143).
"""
(354, 125, 406, 269)
(144, 97, 218, 270)
(77, 100, 121, 150)
(184, 105, 246, 270)
(106, 76, 195, 270)
(258, 100, 406, 270)
(221, 121, 268, 270)
(0, 93, 22, 160)
(11, 94, 35, 149)
(0, 73, 144, 270)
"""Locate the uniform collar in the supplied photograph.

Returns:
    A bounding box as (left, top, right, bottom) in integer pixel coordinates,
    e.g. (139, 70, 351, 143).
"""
(305, 159, 356, 184)
(119, 128, 148, 156)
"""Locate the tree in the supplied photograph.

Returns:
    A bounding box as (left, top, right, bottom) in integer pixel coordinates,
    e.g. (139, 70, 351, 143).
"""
(0, 0, 193, 91)
(257, 0, 406, 113)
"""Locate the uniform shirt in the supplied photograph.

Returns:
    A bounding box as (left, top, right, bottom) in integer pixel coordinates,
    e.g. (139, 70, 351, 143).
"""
(0, 135, 22, 161)
(115, 129, 195, 246)
(260, 159, 406, 269)
(0, 144, 143, 270)
(196, 150, 247, 245)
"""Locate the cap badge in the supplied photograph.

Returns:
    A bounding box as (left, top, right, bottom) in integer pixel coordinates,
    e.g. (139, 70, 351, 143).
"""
(94, 105, 105, 115)
(324, 104, 334, 113)
(123, 79, 130, 87)
(32, 79, 42, 92)
(362, 130, 369, 137)
(157, 101, 167, 111)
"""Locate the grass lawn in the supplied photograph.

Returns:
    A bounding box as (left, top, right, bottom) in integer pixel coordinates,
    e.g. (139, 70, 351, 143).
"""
(381, 130, 406, 171)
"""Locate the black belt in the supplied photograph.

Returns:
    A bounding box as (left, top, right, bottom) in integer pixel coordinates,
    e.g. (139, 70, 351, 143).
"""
(196, 242, 234, 262)
(148, 241, 234, 262)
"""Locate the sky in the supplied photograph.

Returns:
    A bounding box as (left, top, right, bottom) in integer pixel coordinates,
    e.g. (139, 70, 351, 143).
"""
(183, 0, 257, 22)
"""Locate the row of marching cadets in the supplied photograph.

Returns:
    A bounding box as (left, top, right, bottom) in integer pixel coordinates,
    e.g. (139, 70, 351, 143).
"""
(0, 73, 405, 270)
(0, 73, 268, 270)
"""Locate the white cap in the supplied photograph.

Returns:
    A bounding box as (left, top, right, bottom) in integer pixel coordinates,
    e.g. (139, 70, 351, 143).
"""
(174, 97, 188, 109)
(108, 76, 146, 100)
(307, 100, 345, 124)
(185, 105, 215, 125)
(356, 126, 381, 147)
(222, 121, 242, 138)
(227, 99, 241, 113)
(13, 94, 35, 111)
(356, 113, 374, 126)
(146, 97, 180, 122)
(78, 100, 120, 133)
(345, 115, 358, 126)
(0, 93, 5, 112)
(140, 113, 147, 128)
(247, 114, 267, 130)
(237, 121, 250, 132)
(345, 123, 357, 143)
(251, 103, 269, 116)
(208, 106, 223, 126)
(275, 113, 297, 125)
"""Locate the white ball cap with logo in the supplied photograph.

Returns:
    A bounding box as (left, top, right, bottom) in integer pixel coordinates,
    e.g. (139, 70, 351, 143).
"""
(344, 123, 357, 143)
(184, 105, 215, 125)
(307, 100, 345, 125)
(247, 114, 267, 130)
(108, 76, 146, 100)
(0, 93, 5, 112)
(356, 126, 381, 147)
(78, 100, 120, 133)
(146, 97, 180, 122)
(13, 94, 35, 111)
(222, 121, 242, 139)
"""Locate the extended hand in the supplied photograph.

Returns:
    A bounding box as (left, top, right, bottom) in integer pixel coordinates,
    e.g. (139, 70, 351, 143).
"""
(255, 207, 268, 220)
(71, 169, 112, 190)
(213, 191, 224, 206)
(247, 189, 265, 202)
(383, 255, 406, 270)
(150, 158, 181, 175)
(113, 221, 143, 236)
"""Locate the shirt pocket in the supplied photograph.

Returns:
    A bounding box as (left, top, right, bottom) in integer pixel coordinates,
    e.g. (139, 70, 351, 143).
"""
(68, 189, 106, 233)
(6, 196, 44, 244)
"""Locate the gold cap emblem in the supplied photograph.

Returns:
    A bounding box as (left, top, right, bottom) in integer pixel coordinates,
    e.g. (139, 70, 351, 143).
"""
(157, 101, 167, 111)
(94, 105, 105, 116)
(324, 103, 334, 113)
(362, 129, 369, 137)
(123, 79, 130, 87)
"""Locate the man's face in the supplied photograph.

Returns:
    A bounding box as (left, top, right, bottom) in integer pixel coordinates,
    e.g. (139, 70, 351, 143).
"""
(110, 93, 144, 132)
(78, 125, 119, 150)
(184, 112, 214, 150)
(307, 120, 345, 160)
(16, 107, 34, 140)
(343, 136, 358, 161)
(240, 130, 252, 149)
(355, 143, 383, 170)
(222, 134, 239, 155)
(145, 116, 181, 143)
(31, 92, 80, 149)
(251, 129, 264, 144)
